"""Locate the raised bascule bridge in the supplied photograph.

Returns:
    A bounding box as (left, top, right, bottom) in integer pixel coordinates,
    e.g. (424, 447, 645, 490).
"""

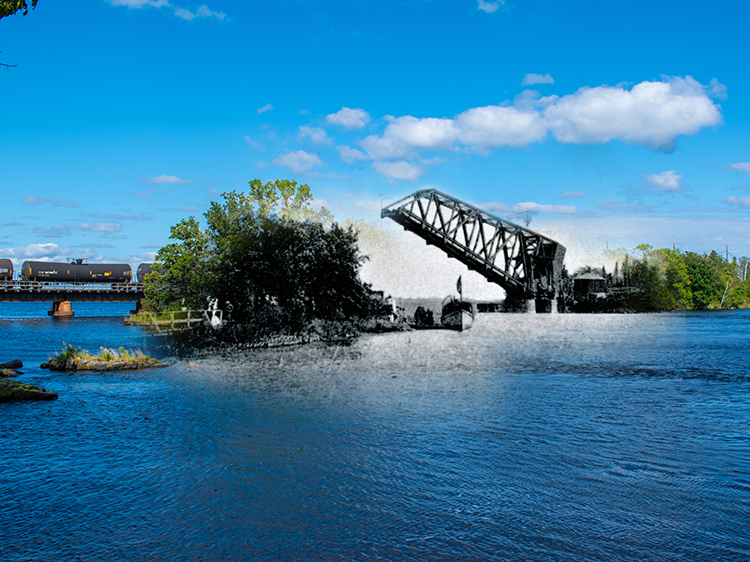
(381, 189, 566, 312)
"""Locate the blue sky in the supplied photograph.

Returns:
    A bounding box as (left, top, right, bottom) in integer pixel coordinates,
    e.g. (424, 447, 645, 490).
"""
(2, 0, 750, 297)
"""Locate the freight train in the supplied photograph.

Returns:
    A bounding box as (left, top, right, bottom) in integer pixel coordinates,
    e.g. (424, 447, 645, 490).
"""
(0, 259, 161, 283)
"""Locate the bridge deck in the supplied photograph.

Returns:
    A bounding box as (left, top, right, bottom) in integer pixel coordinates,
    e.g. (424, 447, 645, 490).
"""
(0, 281, 144, 302)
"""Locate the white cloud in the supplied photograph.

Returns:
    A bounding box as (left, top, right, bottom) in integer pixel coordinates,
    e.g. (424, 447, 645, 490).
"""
(338, 76, 722, 171)
(708, 78, 727, 100)
(642, 170, 683, 192)
(106, 0, 225, 20)
(23, 195, 79, 207)
(729, 162, 750, 175)
(511, 202, 577, 214)
(372, 161, 423, 182)
(174, 4, 226, 20)
(337, 145, 368, 164)
(32, 221, 123, 238)
(359, 107, 545, 159)
(724, 196, 750, 208)
(456, 105, 547, 149)
(139, 174, 194, 185)
(0, 243, 67, 260)
(78, 222, 123, 232)
(273, 150, 322, 174)
(522, 73, 554, 86)
(326, 107, 371, 130)
(480, 201, 577, 216)
(561, 191, 585, 199)
(544, 76, 722, 151)
(477, 0, 502, 13)
(243, 135, 259, 148)
(257, 103, 274, 114)
(299, 126, 333, 146)
(360, 116, 458, 159)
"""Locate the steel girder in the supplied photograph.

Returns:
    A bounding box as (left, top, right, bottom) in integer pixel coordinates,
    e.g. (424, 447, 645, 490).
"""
(381, 190, 566, 300)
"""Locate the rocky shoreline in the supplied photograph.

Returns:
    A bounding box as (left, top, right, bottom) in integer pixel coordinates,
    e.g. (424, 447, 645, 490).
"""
(0, 360, 58, 403)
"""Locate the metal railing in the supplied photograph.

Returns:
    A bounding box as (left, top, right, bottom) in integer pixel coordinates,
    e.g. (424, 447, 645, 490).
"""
(0, 280, 144, 293)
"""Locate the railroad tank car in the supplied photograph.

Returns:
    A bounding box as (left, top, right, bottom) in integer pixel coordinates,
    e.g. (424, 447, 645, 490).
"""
(136, 263, 166, 282)
(21, 261, 132, 283)
(0, 259, 13, 280)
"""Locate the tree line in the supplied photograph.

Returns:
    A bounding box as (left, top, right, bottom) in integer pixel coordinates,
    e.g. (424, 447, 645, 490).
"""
(565, 244, 750, 312)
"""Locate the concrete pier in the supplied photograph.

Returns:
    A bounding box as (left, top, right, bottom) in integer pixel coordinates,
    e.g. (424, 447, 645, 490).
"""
(48, 301, 74, 317)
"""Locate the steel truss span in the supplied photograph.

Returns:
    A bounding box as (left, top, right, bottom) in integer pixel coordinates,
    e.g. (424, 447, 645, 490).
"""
(381, 190, 566, 300)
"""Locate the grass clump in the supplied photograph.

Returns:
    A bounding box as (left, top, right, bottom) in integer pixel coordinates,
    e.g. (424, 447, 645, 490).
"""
(49, 344, 160, 366)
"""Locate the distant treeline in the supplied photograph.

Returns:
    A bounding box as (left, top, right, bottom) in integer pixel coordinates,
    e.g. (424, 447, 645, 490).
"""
(563, 244, 750, 312)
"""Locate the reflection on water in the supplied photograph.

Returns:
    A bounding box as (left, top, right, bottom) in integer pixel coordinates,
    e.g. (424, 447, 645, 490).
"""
(1, 307, 749, 561)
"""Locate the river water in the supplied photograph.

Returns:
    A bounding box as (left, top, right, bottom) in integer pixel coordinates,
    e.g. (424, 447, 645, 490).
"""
(1, 303, 748, 561)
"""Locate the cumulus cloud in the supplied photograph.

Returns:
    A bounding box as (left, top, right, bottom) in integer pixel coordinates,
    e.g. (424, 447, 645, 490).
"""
(106, 0, 226, 20)
(477, 0, 502, 13)
(544, 76, 722, 151)
(358, 106, 546, 159)
(334, 76, 721, 176)
(642, 170, 683, 192)
(361, 116, 458, 159)
(724, 196, 750, 208)
(729, 162, 750, 175)
(456, 105, 547, 149)
(0, 243, 67, 260)
(372, 161, 423, 182)
(257, 103, 274, 114)
(299, 126, 333, 146)
(273, 150, 322, 174)
(139, 174, 193, 185)
(561, 191, 585, 199)
(326, 107, 371, 130)
(337, 145, 368, 164)
(23, 195, 79, 207)
(522, 73, 554, 86)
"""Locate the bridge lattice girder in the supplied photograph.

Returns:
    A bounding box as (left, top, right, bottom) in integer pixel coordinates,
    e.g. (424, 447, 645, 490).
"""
(381, 190, 566, 300)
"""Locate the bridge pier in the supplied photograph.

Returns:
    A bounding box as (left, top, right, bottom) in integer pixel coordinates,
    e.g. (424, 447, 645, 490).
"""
(535, 299, 555, 313)
(48, 300, 74, 317)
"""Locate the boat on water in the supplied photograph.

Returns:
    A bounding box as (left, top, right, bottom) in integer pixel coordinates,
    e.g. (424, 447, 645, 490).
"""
(441, 276, 474, 331)
(441, 296, 474, 331)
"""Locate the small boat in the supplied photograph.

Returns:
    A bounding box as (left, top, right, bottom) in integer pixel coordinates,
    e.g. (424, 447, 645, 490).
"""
(441, 276, 474, 331)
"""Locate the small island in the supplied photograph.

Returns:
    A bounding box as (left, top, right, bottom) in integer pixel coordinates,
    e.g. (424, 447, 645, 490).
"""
(41, 345, 168, 372)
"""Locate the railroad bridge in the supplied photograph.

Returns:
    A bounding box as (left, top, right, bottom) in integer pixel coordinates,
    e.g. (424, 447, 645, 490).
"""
(0, 280, 144, 317)
(381, 189, 566, 312)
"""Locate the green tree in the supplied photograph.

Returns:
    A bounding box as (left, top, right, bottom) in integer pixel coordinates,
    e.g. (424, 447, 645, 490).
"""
(684, 252, 722, 309)
(144, 179, 384, 341)
(142, 217, 210, 312)
(653, 248, 692, 309)
(0, 0, 37, 19)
